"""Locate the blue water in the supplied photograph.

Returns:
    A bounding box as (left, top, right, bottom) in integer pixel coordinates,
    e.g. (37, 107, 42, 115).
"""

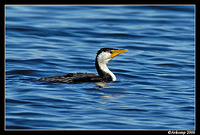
(5, 5, 195, 130)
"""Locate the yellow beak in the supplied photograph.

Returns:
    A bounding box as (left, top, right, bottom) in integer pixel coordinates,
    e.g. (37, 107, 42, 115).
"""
(110, 49, 128, 58)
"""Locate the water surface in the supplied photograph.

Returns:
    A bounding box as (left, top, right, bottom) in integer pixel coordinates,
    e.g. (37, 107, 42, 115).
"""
(5, 5, 195, 130)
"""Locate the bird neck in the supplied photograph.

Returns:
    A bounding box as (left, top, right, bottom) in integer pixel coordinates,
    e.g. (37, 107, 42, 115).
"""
(95, 57, 116, 82)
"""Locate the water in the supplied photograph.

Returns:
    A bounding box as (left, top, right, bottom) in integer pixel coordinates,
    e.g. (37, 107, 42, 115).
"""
(5, 5, 195, 130)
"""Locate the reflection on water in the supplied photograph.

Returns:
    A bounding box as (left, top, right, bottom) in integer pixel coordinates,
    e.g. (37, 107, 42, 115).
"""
(96, 85, 126, 101)
(97, 91, 122, 100)
(95, 82, 110, 88)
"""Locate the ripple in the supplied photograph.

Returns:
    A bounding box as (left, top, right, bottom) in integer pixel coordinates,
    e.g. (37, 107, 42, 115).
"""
(7, 69, 40, 76)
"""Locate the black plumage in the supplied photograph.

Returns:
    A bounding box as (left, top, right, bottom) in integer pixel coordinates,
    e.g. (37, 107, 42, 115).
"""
(39, 73, 102, 84)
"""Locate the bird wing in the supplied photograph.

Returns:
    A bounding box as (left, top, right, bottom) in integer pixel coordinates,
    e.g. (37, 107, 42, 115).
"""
(39, 73, 102, 84)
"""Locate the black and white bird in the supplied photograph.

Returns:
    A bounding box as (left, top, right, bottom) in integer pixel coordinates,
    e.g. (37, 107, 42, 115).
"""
(39, 48, 128, 84)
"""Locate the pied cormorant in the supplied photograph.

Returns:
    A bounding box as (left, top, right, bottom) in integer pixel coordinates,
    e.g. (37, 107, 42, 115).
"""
(39, 48, 128, 84)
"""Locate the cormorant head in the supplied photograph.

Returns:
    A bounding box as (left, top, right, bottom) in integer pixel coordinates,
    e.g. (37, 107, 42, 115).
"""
(96, 48, 128, 64)
(95, 48, 128, 82)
